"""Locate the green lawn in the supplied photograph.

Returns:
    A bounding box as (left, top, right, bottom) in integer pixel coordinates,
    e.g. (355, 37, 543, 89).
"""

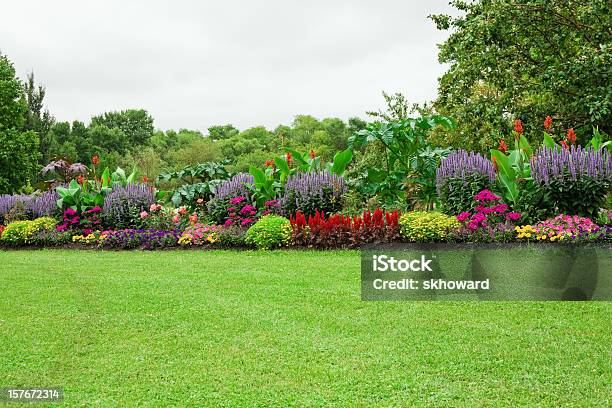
(0, 249, 610, 407)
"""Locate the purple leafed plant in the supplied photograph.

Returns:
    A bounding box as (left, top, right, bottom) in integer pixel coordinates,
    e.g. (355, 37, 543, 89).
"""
(530, 146, 612, 184)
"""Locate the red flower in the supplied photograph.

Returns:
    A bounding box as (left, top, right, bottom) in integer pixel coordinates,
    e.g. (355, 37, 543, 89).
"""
(492, 156, 498, 171)
(92, 155, 100, 165)
(285, 152, 293, 165)
(76, 175, 85, 185)
(142, 175, 149, 183)
(265, 160, 274, 167)
(513, 119, 523, 134)
(544, 116, 552, 131)
(560, 140, 568, 149)
(498, 139, 508, 153)
(566, 128, 576, 144)
(309, 150, 316, 159)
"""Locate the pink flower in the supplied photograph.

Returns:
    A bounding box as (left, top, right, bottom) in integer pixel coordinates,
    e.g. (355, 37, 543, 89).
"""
(241, 218, 253, 226)
(491, 204, 508, 213)
(227, 207, 236, 212)
(229, 196, 246, 205)
(189, 214, 198, 224)
(474, 189, 501, 202)
(178, 207, 187, 215)
(456, 212, 470, 222)
(172, 215, 180, 223)
(140, 211, 149, 219)
(196, 198, 204, 204)
(229, 212, 236, 217)
(507, 212, 521, 221)
(224, 219, 233, 226)
(150, 204, 158, 212)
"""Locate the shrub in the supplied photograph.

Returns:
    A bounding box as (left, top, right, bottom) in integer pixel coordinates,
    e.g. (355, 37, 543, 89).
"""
(290, 209, 400, 248)
(216, 226, 248, 248)
(207, 173, 254, 223)
(0, 217, 57, 245)
(453, 190, 521, 242)
(101, 184, 155, 229)
(531, 146, 611, 218)
(245, 215, 292, 249)
(399, 211, 459, 242)
(436, 150, 496, 214)
(281, 171, 346, 217)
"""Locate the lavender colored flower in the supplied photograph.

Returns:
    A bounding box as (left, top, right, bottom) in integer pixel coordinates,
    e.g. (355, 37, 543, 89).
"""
(436, 150, 496, 214)
(281, 171, 346, 216)
(531, 146, 612, 185)
(99, 228, 180, 249)
(212, 173, 254, 201)
(27, 189, 60, 218)
(101, 184, 155, 229)
(0, 194, 30, 223)
(436, 150, 496, 195)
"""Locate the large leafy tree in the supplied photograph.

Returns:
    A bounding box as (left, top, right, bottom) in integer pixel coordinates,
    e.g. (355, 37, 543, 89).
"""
(430, 0, 612, 152)
(0, 54, 40, 193)
(90, 109, 154, 147)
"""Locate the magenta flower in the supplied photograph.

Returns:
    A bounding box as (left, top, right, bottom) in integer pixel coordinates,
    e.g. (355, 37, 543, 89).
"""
(457, 212, 470, 222)
(507, 212, 521, 221)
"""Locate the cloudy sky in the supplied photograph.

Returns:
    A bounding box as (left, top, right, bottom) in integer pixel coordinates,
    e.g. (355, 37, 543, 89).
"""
(1, 0, 456, 132)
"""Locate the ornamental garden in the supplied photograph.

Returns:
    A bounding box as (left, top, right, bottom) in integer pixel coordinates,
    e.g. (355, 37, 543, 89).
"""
(1, 117, 610, 249)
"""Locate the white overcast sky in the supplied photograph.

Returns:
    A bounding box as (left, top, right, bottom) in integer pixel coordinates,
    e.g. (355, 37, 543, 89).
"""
(1, 0, 456, 132)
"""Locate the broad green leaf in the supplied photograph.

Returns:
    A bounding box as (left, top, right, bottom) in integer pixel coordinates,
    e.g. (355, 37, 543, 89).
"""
(542, 132, 556, 149)
(330, 148, 353, 176)
(490, 149, 516, 181)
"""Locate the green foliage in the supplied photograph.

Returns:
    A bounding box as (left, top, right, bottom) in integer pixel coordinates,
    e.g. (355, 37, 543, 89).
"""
(156, 161, 231, 208)
(349, 116, 454, 208)
(23, 72, 55, 164)
(56, 179, 104, 213)
(0, 216, 57, 245)
(439, 173, 495, 215)
(431, 0, 612, 152)
(245, 215, 292, 249)
(538, 175, 608, 219)
(90, 109, 154, 147)
(0, 54, 41, 193)
(399, 211, 459, 242)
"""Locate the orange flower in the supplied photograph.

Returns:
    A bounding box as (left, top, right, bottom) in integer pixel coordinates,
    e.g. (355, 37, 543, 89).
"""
(309, 150, 316, 159)
(498, 139, 508, 153)
(76, 175, 85, 185)
(142, 175, 149, 183)
(92, 155, 100, 165)
(544, 116, 552, 131)
(513, 119, 523, 134)
(566, 128, 576, 144)
(265, 160, 274, 167)
(285, 152, 293, 165)
(560, 140, 568, 149)
(492, 156, 498, 171)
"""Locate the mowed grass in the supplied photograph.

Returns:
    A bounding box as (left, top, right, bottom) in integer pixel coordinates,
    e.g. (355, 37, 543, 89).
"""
(0, 250, 610, 407)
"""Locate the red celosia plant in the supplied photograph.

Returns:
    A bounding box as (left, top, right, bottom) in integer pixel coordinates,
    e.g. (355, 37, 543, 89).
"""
(289, 208, 400, 248)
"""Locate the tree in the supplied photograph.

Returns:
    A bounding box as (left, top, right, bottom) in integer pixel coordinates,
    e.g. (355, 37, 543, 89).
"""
(0, 54, 40, 193)
(430, 0, 612, 152)
(91, 109, 154, 148)
(208, 124, 239, 141)
(23, 72, 55, 163)
(366, 91, 410, 121)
